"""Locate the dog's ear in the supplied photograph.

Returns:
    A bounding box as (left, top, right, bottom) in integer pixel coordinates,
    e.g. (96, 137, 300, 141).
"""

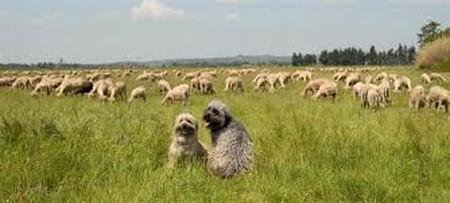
(224, 112, 232, 127)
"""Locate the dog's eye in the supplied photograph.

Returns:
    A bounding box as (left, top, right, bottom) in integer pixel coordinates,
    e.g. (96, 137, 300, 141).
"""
(212, 108, 220, 115)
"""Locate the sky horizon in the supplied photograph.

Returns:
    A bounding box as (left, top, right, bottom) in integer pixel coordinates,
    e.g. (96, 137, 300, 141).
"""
(1, 0, 450, 64)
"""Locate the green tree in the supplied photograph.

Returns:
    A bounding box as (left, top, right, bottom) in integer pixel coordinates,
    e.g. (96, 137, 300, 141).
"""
(319, 50, 329, 65)
(418, 20, 442, 47)
(407, 46, 416, 64)
(292, 52, 299, 66)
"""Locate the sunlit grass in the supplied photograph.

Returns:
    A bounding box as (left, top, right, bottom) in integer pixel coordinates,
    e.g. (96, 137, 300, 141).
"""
(1, 67, 450, 202)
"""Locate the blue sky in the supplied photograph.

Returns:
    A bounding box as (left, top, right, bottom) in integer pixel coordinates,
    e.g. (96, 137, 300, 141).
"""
(0, 0, 449, 63)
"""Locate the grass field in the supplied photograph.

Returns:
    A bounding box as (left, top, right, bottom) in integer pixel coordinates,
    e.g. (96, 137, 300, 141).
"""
(1, 66, 450, 202)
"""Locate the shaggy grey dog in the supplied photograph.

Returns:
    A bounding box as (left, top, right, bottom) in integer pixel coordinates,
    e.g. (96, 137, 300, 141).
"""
(203, 100, 253, 178)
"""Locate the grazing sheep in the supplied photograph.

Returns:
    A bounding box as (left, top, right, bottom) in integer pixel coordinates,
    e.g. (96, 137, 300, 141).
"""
(429, 73, 446, 82)
(345, 73, 361, 89)
(352, 82, 365, 98)
(267, 73, 281, 93)
(427, 86, 449, 112)
(183, 72, 200, 80)
(367, 87, 383, 109)
(153, 71, 168, 80)
(28, 76, 43, 88)
(313, 81, 338, 100)
(302, 78, 330, 96)
(292, 70, 312, 82)
(161, 84, 190, 105)
(252, 73, 269, 84)
(31, 77, 63, 96)
(394, 75, 412, 92)
(199, 79, 215, 94)
(168, 113, 208, 168)
(364, 75, 374, 84)
(359, 83, 379, 108)
(409, 85, 426, 111)
(136, 72, 155, 81)
(0, 76, 17, 87)
(156, 79, 171, 95)
(56, 77, 93, 97)
(277, 72, 292, 88)
(333, 71, 349, 82)
(203, 100, 253, 178)
(374, 72, 388, 81)
(87, 72, 110, 82)
(88, 79, 114, 100)
(11, 76, 31, 89)
(224, 76, 244, 92)
(253, 74, 269, 91)
(190, 77, 201, 92)
(421, 73, 432, 84)
(109, 81, 127, 102)
(128, 86, 146, 102)
(227, 70, 241, 77)
(378, 79, 391, 106)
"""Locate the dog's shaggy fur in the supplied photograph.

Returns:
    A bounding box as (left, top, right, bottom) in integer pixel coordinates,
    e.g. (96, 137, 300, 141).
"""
(203, 100, 253, 178)
(168, 113, 207, 168)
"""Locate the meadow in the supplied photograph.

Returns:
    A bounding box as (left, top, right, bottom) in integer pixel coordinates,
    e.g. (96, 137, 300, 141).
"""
(1, 66, 450, 202)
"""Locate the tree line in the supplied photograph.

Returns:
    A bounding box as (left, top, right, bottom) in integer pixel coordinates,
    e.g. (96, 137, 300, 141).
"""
(292, 44, 416, 66)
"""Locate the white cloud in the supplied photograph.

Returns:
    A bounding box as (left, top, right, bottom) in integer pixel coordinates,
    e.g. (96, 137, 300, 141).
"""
(225, 13, 241, 21)
(31, 17, 45, 25)
(131, 0, 186, 20)
(400, 0, 450, 5)
(217, 0, 251, 4)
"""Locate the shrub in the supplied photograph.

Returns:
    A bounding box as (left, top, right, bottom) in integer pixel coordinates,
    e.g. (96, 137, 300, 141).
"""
(416, 37, 450, 70)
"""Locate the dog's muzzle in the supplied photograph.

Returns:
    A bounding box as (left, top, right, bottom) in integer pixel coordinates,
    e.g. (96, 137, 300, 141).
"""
(177, 122, 195, 134)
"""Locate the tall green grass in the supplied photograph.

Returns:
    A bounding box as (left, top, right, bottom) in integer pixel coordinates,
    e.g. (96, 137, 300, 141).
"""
(1, 68, 450, 202)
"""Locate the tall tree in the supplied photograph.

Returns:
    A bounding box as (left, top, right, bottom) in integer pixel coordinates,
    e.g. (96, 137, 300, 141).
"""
(407, 46, 416, 64)
(367, 46, 378, 65)
(297, 52, 303, 66)
(319, 50, 329, 65)
(292, 52, 299, 66)
(417, 20, 442, 47)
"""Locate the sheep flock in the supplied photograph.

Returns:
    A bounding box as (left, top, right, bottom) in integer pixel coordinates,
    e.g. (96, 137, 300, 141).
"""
(0, 66, 449, 112)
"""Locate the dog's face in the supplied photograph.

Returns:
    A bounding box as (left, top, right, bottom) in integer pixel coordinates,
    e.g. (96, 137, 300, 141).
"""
(174, 113, 198, 136)
(203, 100, 231, 131)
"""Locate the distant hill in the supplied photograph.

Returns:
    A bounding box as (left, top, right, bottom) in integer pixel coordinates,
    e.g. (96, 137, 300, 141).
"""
(111, 55, 291, 67)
